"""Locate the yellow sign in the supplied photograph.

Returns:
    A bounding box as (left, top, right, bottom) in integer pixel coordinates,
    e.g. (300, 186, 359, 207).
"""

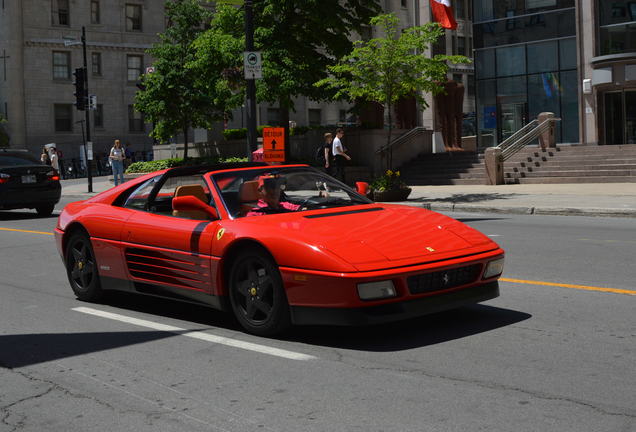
(262, 127, 285, 162)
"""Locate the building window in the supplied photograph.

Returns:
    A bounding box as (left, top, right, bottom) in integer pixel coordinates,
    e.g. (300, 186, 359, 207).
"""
(128, 105, 144, 132)
(51, 0, 69, 26)
(401, 0, 407, 8)
(453, 74, 463, 84)
(54, 104, 73, 132)
(267, 108, 280, 126)
(456, 0, 465, 20)
(91, 0, 100, 24)
(126, 4, 142, 31)
(308, 109, 321, 126)
(457, 36, 466, 56)
(91, 52, 102, 76)
(52, 51, 70, 80)
(127, 55, 142, 81)
(94, 104, 103, 128)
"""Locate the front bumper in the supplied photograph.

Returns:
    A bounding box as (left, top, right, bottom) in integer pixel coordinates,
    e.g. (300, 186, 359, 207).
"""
(290, 281, 499, 326)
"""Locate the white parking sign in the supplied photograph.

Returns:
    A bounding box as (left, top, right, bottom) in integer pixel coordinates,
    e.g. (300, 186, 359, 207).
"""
(243, 51, 262, 79)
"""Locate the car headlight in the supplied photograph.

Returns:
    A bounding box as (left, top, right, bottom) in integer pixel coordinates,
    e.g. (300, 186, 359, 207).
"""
(483, 257, 505, 279)
(357, 280, 397, 301)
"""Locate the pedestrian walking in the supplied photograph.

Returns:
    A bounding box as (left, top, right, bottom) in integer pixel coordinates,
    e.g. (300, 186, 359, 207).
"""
(109, 139, 125, 186)
(323, 133, 333, 175)
(331, 128, 351, 182)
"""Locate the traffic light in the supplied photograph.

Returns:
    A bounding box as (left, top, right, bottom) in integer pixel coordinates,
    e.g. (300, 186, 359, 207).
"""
(73, 67, 86, 111)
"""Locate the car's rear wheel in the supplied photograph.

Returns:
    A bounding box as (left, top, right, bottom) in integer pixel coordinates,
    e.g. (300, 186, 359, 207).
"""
(228, 249, 291, 336)
(65, 231, 103, 302)
(36, 204, 55, 217)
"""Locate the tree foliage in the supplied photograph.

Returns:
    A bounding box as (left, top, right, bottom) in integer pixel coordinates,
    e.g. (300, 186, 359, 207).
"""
(198, 0, 382, 156)
(135, 0, 220, 159)
(316, 14, 470, 169)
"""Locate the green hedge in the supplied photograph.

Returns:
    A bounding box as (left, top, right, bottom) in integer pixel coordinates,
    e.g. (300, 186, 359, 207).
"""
(126, 156, 248, 174)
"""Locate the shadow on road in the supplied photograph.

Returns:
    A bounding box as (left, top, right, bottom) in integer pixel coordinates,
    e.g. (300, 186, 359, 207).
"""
(283, 304, 531, 351)
(0, 330, 180, 369)
(0, 211, 58, 221)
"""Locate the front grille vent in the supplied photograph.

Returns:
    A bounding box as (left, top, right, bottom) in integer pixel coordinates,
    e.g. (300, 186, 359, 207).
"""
(407, 264, 481, 295)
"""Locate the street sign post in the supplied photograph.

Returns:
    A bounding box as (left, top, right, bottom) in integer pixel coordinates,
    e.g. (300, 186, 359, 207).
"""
(262, 127, 285, 162)
(243, 51, 262, 79)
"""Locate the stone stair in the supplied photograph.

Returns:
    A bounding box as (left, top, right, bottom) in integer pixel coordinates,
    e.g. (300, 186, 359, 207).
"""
(504, 145, 636, 184)
(398, 151, 486, 185)
(398, 145, 636, 185)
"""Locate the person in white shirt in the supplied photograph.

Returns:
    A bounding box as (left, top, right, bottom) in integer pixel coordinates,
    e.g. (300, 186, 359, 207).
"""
(331, 128, 351, 182)
(109, 139, 125, 186)
(49, 147, 59, 171)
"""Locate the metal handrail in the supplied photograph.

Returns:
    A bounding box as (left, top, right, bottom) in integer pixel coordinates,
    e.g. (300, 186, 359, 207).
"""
(375, 126, 427, 154)
(496, 117, 561, 161)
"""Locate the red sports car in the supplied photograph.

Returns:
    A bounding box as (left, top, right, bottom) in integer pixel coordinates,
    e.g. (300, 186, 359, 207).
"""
(55, 163, 505, 336)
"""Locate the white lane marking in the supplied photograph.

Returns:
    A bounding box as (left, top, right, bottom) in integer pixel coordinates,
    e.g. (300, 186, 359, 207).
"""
(487, 234, 501, 237)
(72, 306, 316, 361)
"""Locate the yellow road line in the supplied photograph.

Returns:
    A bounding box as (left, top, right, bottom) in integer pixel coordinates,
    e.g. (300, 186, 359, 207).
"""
(0, 227, 54, 236)
(500, 277, 636, 296)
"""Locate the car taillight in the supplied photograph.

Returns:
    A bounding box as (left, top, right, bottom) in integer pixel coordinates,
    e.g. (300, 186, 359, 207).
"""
(0, 173, 10, 184)
(47, 170, 60, 181)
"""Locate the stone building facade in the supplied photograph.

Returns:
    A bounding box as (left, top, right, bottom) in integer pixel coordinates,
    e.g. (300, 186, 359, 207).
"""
(0, 0, 162, 158)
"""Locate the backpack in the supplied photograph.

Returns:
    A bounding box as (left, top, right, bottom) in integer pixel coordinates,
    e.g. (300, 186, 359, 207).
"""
(315, 145, 329, 165)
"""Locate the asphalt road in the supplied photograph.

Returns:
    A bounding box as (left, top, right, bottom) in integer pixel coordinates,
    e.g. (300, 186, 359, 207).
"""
(0, 200, 634, 432)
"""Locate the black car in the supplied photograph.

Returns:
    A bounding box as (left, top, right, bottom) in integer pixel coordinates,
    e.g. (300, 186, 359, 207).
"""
(0, 149, 61, 216)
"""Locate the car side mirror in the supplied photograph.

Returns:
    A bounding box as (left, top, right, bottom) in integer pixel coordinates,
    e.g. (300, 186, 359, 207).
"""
(172, 195, 219, 220)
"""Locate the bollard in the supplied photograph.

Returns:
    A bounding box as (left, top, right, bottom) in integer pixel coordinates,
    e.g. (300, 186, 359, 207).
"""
(537, 112, 556, 149)
(485, 147, 504, 185)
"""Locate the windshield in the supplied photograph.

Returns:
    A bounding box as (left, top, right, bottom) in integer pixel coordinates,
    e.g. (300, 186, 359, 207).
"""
(212, 166, 372, 218)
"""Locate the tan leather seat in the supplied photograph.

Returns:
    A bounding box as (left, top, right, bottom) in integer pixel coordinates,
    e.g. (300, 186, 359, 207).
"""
(172, 184, 209, 220)
(238, 180, 260, 216)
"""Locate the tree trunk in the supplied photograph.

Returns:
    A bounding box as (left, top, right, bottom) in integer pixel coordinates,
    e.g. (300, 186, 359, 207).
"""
(387, 102, 393, 170)
(279, 100, 290, 163)
(183, 123, 189, 160)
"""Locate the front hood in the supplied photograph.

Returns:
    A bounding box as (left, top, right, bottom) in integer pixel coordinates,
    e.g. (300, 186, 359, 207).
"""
(243, 204, 498, 271)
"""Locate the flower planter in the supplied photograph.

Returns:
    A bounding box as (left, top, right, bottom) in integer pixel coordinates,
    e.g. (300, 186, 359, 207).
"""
(373, 187, 411, 202)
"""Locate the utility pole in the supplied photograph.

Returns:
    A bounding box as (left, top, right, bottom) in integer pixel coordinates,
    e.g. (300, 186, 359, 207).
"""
(81, 27, 93, 192)
(245, 0, 257, 160)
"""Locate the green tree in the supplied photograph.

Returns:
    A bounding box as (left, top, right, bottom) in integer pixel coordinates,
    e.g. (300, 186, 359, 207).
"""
(316, 14, 470, 169)
(199, 0, 382, 157)
(135, 0, 220, 159)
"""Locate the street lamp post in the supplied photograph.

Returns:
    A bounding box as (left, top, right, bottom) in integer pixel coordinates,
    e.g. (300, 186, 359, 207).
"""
(245, 0, 257, 160)
(81, 27, 93, 193)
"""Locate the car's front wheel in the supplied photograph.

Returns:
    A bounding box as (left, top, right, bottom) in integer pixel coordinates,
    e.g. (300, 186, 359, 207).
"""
(65, 231, 103, 302)
(228, 249, 291, 336)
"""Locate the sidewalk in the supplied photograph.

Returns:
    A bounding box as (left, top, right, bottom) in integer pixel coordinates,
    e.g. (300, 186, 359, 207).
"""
(61, 176, 636, 218)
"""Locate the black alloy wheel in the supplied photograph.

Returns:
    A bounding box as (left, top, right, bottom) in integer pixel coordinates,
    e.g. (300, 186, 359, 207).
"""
(228, 249, 291, 336)
(65, 231, 103, 302)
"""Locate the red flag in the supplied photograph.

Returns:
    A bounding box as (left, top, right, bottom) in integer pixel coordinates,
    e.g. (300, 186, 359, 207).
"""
(430, 0, 457, 30)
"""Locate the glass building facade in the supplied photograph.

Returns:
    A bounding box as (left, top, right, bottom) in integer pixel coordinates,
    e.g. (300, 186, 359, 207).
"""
(473, 0, 579, 146)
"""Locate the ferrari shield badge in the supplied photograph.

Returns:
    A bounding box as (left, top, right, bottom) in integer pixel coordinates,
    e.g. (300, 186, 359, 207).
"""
(216, 228, 225, 240)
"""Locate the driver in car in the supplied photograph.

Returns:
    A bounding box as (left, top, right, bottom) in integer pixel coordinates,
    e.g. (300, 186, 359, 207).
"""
(246, 175, 300, 216)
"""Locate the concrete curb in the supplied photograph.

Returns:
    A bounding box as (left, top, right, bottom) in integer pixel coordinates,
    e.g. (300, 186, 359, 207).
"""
(383, 200, 636, 218)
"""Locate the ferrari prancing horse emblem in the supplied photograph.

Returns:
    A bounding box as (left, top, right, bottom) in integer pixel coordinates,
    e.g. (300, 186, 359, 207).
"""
(216, 228, 225, 240)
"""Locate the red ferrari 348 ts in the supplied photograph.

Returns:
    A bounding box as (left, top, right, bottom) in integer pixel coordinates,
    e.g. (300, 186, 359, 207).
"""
(55, 163, 505, 336)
